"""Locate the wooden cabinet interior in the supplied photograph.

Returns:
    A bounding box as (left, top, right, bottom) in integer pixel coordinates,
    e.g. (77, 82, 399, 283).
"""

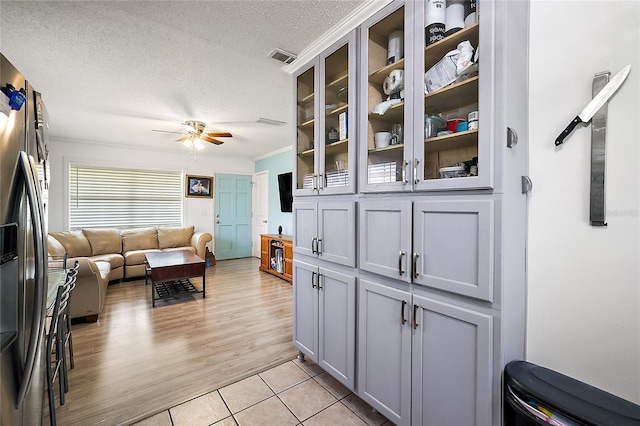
(296, 67, 315, 191)
(423, 23, 480, 181)
(259, 234, 293, 283)
(366, 6, 406, 184)
(323, 43, 350, 185)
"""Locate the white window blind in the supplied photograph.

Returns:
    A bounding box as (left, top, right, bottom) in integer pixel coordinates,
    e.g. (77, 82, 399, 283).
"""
(69, 165, 182, 230)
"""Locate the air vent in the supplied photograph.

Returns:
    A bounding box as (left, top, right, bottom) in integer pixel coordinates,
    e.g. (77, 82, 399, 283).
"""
(267, 48, 297, 64)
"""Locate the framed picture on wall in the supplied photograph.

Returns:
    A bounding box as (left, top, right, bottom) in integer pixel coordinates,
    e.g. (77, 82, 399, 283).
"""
(185, 175, 213, 198)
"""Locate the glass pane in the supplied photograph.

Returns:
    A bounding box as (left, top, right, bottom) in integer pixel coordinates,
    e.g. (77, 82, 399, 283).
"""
(324, 43, 349, 189)
(423, 0, 479, 181)
(296, 67, 315, 191)
(366, 6, 405, 185)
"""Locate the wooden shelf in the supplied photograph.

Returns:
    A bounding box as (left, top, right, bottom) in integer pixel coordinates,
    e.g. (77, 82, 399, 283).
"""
(298, 92, 315, 105)
(259, 234, 292, 284)
(424, 129, 478, 151)
(299, 138, 348, 157)
(325, 138, 348, 154)
(368, 143, 404, 154)
(425, 23, 479, 71)
(298, 147, 314, 157)
(425, 77, 478, 114)
(329, 104, 348, 116)
(298, 118, 315, 129)
(369, 101, 404, 123)
(326, 71, 348, 90)
(369, 58, 406, 86)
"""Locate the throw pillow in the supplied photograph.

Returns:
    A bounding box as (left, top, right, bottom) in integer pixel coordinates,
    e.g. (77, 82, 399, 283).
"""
(120, 227, 158, 253)
(48, 231, 92, 258)
(157, 226, 195, 249)
(83, 228, 122, 255)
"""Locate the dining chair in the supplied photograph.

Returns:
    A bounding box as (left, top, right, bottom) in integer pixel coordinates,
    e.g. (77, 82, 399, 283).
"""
(45, 261, 78, 426)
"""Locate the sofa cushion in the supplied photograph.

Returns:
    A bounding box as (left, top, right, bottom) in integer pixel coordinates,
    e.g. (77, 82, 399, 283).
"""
(83, 228, 122, 256)
(161, 246, 196, 255)
(91, 253, 125, 269)
(121, 227, 158, 253)
(47, 235, 67, 258)
(158, 226, 195, 249)
(49, 231, 92, 258)
(123, 249, 161, 266)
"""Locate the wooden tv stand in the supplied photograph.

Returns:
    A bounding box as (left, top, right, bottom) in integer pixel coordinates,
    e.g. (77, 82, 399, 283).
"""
(259, 234, 292, 283)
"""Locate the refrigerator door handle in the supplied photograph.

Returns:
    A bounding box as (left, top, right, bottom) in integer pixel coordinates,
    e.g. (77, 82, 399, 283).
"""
(8, 152, 47, 408)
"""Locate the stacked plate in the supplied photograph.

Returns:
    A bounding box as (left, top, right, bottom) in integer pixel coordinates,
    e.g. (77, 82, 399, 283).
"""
(325, 170, 349, 187)
(368, 162, 397, 183)
(303, 173, 314, 189)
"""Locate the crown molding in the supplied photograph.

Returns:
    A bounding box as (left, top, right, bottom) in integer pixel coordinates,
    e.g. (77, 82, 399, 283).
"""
(282, 0, 392, 75)
(253, 144, 292, 162)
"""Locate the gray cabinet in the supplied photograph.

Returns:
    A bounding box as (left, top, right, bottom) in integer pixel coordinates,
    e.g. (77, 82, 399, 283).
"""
(359, 201, 412, 281)
(294, 260, 356, 389)
(294, 31, 357, 196)
(293, 260, 318, 359)
(357, 279, 411, 425)
(411, 294, 493, 425)
(292, 0, 528, 424)
(358, 280, 494, 425)
(359, 198, 495, 302)
(293, 201, 356, 267)
(413, 199, 495, 302)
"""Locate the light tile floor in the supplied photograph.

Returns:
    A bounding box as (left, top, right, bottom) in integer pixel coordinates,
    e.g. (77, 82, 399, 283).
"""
(133, 358, 392, 426)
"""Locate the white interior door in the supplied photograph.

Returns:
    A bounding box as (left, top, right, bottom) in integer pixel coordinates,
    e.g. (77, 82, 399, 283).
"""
(252, 171, 269, 257)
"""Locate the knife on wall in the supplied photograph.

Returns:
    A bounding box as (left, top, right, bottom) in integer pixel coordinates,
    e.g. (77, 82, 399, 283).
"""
(555, 64, 631, 146)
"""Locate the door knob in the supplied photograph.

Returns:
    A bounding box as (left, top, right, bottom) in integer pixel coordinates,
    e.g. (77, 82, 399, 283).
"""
(263, 220, 268, 223)
(215, 220, 220, 224)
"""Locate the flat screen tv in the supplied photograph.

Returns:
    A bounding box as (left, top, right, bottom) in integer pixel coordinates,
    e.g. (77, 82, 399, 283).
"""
(277, 172, 293, 213)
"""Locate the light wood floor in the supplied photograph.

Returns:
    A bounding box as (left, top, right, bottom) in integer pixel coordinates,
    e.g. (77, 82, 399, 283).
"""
(55, 257, 297, 426)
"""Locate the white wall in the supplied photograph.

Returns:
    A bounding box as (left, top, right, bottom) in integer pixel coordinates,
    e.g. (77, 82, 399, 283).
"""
(47, 137, 255, 251)
(528, 0, 640, 403)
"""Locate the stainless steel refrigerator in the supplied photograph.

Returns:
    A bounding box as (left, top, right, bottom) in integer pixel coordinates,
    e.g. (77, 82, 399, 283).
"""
(1, 53, 50, 425)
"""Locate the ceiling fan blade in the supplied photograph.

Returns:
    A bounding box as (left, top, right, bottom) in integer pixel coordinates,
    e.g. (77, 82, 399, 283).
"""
(206, 132, 232, 138)
(176, 135, 191, 142)
(201, 135, 225, 145)
(152, 129, 188, 135)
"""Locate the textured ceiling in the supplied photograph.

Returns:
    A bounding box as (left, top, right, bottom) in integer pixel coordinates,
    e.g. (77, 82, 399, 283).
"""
(0, 0, 366, 159)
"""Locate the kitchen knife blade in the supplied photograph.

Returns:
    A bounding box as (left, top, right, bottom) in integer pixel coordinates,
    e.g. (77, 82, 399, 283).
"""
(555, 64, 631, 146)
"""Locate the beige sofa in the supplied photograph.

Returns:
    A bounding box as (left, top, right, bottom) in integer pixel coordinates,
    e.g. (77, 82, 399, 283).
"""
(47, 226, 212, 321)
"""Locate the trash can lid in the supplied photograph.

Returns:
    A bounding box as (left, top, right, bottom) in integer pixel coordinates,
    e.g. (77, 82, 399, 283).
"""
(505, 361, 640, 425)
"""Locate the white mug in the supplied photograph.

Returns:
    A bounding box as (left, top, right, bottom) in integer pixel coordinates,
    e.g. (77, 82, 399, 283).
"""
(374, 132, 392, 148)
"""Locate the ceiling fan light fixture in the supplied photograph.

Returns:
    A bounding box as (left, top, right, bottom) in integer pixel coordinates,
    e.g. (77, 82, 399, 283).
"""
(194, 137, 205, 150)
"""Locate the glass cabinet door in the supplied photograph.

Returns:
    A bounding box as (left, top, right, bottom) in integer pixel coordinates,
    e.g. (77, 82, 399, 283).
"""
(359, 2, 412, 193)
(415, 0, 491, 190)
(295, 62, 318, 195)
(319, 31, 356, 195)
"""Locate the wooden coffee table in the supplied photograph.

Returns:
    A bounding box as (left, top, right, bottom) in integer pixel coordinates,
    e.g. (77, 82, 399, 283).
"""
(144, 250, 206, 307)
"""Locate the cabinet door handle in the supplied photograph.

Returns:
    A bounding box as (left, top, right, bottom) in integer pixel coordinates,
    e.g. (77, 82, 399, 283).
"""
(413, 304, 419, 329)
(317, 238, 322, 255)
(311, 237, 317, 254)
(311, 271, 317, 289)
(401, 300, 407, 325)
(318, 273, 323, 290)
(414, 159, 420, 185)
(398, 251, 405, 276)
(401, 160, 409, 184)
(318, 173, 324, 190)
(413, 253, 419, 279)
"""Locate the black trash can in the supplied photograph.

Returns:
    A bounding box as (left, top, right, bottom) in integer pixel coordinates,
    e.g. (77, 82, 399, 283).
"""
(504, 361, 640, 425)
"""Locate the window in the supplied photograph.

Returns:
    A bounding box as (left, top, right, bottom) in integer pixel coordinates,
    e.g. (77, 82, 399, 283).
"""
(69, 165, 182, 230)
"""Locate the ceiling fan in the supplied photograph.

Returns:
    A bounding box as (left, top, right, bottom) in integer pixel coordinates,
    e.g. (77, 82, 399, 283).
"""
(152, 120, 232, 147)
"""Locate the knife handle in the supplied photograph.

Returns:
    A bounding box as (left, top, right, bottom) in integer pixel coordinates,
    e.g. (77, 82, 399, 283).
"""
(555, 116, 583, 146)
